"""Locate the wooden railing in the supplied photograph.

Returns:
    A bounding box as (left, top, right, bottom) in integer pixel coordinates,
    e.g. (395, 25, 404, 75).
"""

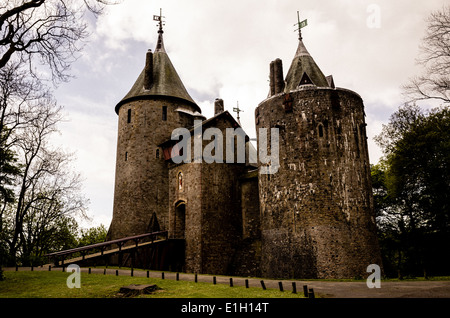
(45, 231, 168, 266)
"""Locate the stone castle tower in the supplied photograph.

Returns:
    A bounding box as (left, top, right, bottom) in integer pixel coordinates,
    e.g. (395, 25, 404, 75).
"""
(255, 29, 382, 278)
(107, 20, 204, 241)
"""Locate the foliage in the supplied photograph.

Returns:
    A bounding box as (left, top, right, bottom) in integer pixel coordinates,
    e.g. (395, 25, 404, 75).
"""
(77, 224, 108, 248)
(373, 104, 450, 277)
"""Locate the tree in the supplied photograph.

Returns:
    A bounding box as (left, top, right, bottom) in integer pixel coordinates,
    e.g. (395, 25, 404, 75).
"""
(1, 96, 89, 266)
(374, 104, 450, 277)
(0, 0, 116, 84)
(77, 224, 107, 247)
(402, 5, 450, 104)
(0, 0, 118, 273)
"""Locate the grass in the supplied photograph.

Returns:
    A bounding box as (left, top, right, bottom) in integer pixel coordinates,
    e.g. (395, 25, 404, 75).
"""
(0, 271, 304, 298)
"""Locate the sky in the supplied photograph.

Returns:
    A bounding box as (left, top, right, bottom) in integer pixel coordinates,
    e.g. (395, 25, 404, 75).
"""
(51, 0, 448, 229)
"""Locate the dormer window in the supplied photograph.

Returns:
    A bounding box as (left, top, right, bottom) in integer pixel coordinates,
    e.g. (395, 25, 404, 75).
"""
(299, 72, 313, 86)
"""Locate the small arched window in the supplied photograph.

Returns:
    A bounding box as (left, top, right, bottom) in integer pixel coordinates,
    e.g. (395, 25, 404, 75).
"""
(318, 124, 324, 138)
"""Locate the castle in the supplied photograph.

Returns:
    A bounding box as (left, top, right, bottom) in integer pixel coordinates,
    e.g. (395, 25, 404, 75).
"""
(106, 14, 382, 279)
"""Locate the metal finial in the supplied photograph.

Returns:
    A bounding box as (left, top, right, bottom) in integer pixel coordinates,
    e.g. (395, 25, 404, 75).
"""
(294, 11, 308, 41)
(153, 8, 165, 33)
(233, 101, 244, 124)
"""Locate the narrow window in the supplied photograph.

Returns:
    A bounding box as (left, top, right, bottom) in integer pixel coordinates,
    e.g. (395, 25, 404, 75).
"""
(127, 109, 131, 123)
(178, 172, 183, 190)
(125, 151, 128, 161)
(156, 148, 160, 159)
(162, 106, 167, 121)
(318, 124, 324, 138)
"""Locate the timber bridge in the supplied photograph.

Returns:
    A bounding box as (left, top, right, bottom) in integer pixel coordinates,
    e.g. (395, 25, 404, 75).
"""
(45, 231, 185, 271)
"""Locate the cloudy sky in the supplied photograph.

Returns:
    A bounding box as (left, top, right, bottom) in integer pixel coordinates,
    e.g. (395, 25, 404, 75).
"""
(52, 0, 447, 229)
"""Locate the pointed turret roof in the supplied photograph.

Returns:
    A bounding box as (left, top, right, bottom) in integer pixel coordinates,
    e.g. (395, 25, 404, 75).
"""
(115, 24, 200, 114)
(284, 37, 330, 91)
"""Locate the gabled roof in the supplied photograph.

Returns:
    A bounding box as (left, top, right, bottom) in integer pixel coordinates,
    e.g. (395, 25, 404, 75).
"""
(284, 39, 330, 91)
(115, 31, 200, 114)
(158, 110, 248, 148)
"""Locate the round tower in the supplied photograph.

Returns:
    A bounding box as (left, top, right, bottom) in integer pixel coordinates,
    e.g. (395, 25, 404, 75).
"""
(108, 21, 203, 240)
(255, 32, 382, 279)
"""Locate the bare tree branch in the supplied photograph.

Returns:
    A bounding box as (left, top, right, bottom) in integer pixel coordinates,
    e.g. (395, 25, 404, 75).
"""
(402, 5, 450, 104)
(0, 0, 118, 85)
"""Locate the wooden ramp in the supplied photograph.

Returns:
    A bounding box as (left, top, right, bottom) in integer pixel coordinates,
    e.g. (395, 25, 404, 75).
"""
(46, 231, 169, 267)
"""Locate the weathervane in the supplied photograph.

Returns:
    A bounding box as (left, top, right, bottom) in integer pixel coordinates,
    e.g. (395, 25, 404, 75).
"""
(153, 8, 165, 32)
(294, 11, 308, 40)
(233, 101, 243, 124)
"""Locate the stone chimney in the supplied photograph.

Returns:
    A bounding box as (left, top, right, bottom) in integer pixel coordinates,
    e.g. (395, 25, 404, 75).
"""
(269, 61, 276, 96)
(214, 98, 224, 115)
(270, 59, 285, 96)
(144, 49, 153, 90)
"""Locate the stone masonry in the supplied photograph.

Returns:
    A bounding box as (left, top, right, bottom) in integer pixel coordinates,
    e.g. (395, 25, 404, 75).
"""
(106, 19, 382, 279)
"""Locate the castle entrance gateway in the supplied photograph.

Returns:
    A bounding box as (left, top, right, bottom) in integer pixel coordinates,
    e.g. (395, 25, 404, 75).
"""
(174, 201, 186, 239)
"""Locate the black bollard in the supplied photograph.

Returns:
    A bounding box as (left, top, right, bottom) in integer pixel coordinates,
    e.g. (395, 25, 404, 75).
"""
(303, 285, 308, 297)
(292, 282, 297, 294)
(278, 282, 284, 292)
(260, 280, 266, 290)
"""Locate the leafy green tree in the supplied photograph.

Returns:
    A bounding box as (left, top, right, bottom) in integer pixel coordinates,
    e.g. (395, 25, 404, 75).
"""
(77, 224, 107, 247)
(374, 104, 450, 277)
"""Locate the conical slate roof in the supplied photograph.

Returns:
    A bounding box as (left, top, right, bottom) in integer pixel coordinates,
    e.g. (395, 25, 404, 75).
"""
(284, 39, 330, 91)
(115, 31, 200, 114)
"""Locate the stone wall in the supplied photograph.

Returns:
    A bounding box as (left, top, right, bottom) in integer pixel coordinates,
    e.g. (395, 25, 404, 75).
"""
(255, 87, 382, 279)
(169, 162, 202, 273)
(229, 172, 261, 277)
(167, 114, 249, 275)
